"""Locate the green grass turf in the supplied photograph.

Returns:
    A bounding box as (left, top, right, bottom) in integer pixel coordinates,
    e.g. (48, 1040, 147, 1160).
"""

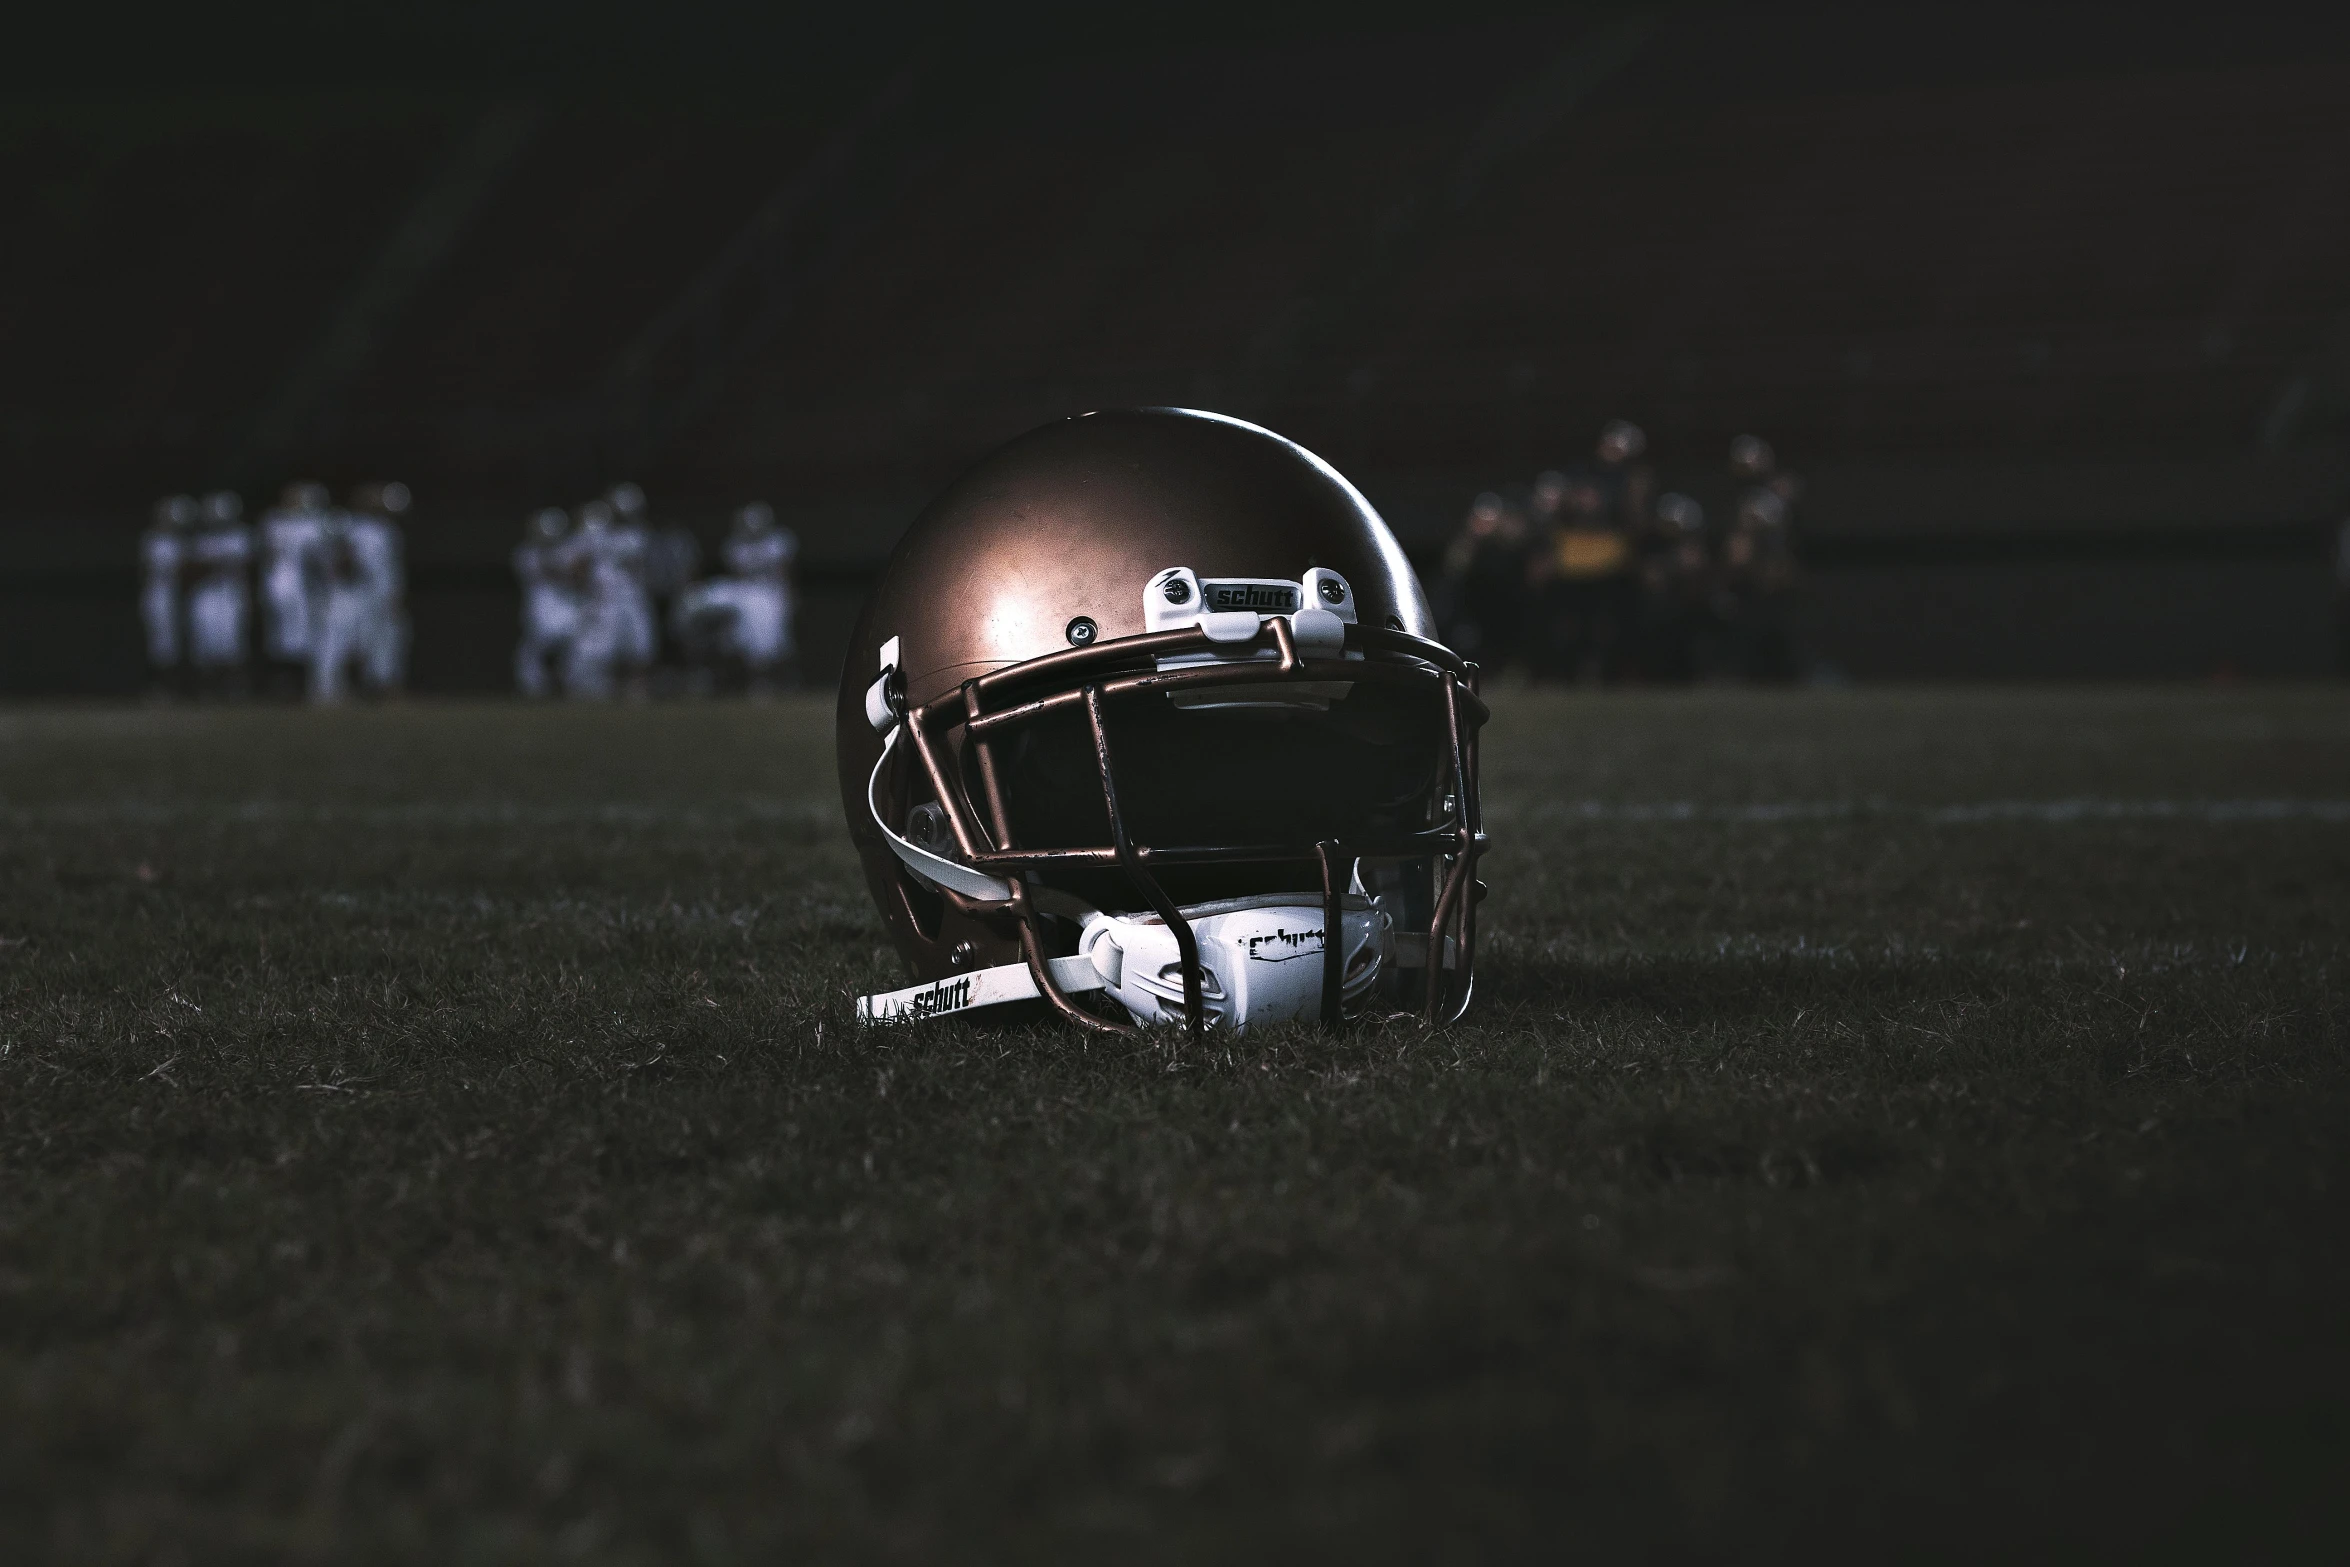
(1, 688, 2346, 1562)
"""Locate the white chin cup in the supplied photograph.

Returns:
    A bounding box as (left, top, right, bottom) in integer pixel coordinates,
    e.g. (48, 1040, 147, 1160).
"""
(1077, 894, 1389, 1030)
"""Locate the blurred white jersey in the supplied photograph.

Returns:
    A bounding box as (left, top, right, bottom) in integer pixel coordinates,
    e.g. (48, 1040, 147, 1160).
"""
(184, 524, 251, 669)
(722, 527, 796, 580)
(719, 526, 798, 668)
(310, 515, 405, 700)
(599, 522, 656, 667)
(260, 509, 330, 661)
(139, 527, 183, 667)
(556, 522, 654, 695)
(512, 538, 579, 697)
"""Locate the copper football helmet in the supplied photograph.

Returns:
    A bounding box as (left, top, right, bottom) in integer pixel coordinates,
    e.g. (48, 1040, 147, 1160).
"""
(837, 408, 1489, 1035)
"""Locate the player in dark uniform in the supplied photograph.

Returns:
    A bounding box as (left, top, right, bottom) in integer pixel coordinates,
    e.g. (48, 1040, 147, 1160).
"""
(1719, 435, 1800, 680)
(1439, 490, 1532, 674)
(1634, 491, 1710, 682)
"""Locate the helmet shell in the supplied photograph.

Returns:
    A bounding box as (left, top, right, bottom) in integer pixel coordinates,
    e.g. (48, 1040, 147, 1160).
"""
(835, 407, 1436, 983)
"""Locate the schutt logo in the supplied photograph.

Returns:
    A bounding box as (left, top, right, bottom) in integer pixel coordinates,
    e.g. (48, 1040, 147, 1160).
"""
(1209, 583, 1299, 613)
(905, 976, 972, 1018)
(1243, 926, 1324, 962)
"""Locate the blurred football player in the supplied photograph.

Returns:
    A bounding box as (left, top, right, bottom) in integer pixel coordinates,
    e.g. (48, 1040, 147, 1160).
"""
(601, 483, 658, 691)
(1723, 434, 1802, 680)
(1529, 470, 1631, 683)
(186, 490, 252, 692)
(641, 512, 703, 686)
(1437, 490, 1530, 671)
(1635, 491, 1711, 682)
(140, 494, 196, 692)
(513, 507, 577, 698)
(352, 482, 410, 692)
(723, 501, 799, 691)
(1724, 483, 1799, 681)
(1599, 418, 1655, 535)
(555, 500, 623, 698)
(259, 481, 331, 698)
(310, 483, 408, 701)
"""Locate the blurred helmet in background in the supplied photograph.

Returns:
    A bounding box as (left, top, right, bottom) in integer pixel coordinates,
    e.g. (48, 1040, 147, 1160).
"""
(529, 507, 569, 543)
(155, 494, 199, 530)
(281, 481, 330, 512)
(608, 482, 646, 519)
(1531, 470, 1568, 514)
(377, 481, 411, 516)
(578, 499, 615, 531)
(1655, 492, 1705, 534)
(1596, 420, 1647, 466)
(1738, 487, 1789, 531)
(1729, 434, 1776, 481)
(735, 501, 776, 535)
(201, 491, 243, 525)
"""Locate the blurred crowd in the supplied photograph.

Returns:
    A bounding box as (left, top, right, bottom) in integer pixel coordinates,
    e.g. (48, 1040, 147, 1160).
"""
(1436, 421, 1804, 684)
(139, 480, 799, 702)
(514, 485, 799, 700)
(141, 482, 410, 702)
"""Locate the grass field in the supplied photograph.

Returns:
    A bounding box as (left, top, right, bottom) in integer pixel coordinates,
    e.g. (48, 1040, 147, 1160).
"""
(2, 688, 2346, 1562)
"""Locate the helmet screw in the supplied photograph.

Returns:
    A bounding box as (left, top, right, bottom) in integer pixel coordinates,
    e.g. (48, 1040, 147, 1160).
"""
(949, 941, 977, 970)
(1065, 616, 1098, 646)
(1162, 577, 1191, 605)
(1319, 579, 1346, 604)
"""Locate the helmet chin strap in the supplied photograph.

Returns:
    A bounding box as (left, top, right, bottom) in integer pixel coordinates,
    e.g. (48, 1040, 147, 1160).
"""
(857, 891, 1391, 1031)
(1077, 894, 1389, 1030)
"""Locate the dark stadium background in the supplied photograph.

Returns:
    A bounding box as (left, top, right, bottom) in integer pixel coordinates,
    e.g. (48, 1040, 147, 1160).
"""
(7, 1, 2349, 693)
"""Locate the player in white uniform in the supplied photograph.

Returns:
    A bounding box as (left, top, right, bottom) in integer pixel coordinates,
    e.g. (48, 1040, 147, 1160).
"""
(512, 508, 577, 697)
(140, 494, 196, 693)
(556, 500, 622, 698)
(311, 482, 409, 701)
(259, 481, 331, 697)
(602, 483, 658, 686)
(723, 501, 798, 690)
(185, 491, 252, 692)
(352, 482, 410, 692)
(671, 502, 800, 694)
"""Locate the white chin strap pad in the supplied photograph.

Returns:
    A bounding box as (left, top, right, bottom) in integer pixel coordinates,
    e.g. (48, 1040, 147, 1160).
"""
(1078, 895, 1389, 1030)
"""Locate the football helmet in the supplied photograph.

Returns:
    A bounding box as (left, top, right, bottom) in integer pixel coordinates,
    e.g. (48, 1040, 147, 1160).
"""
(837, 409, 1489, 1035)
(1596, 419, 1647, 465)
(1655, 492, 1705, 534)
(1728, 433, 1776, 481)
